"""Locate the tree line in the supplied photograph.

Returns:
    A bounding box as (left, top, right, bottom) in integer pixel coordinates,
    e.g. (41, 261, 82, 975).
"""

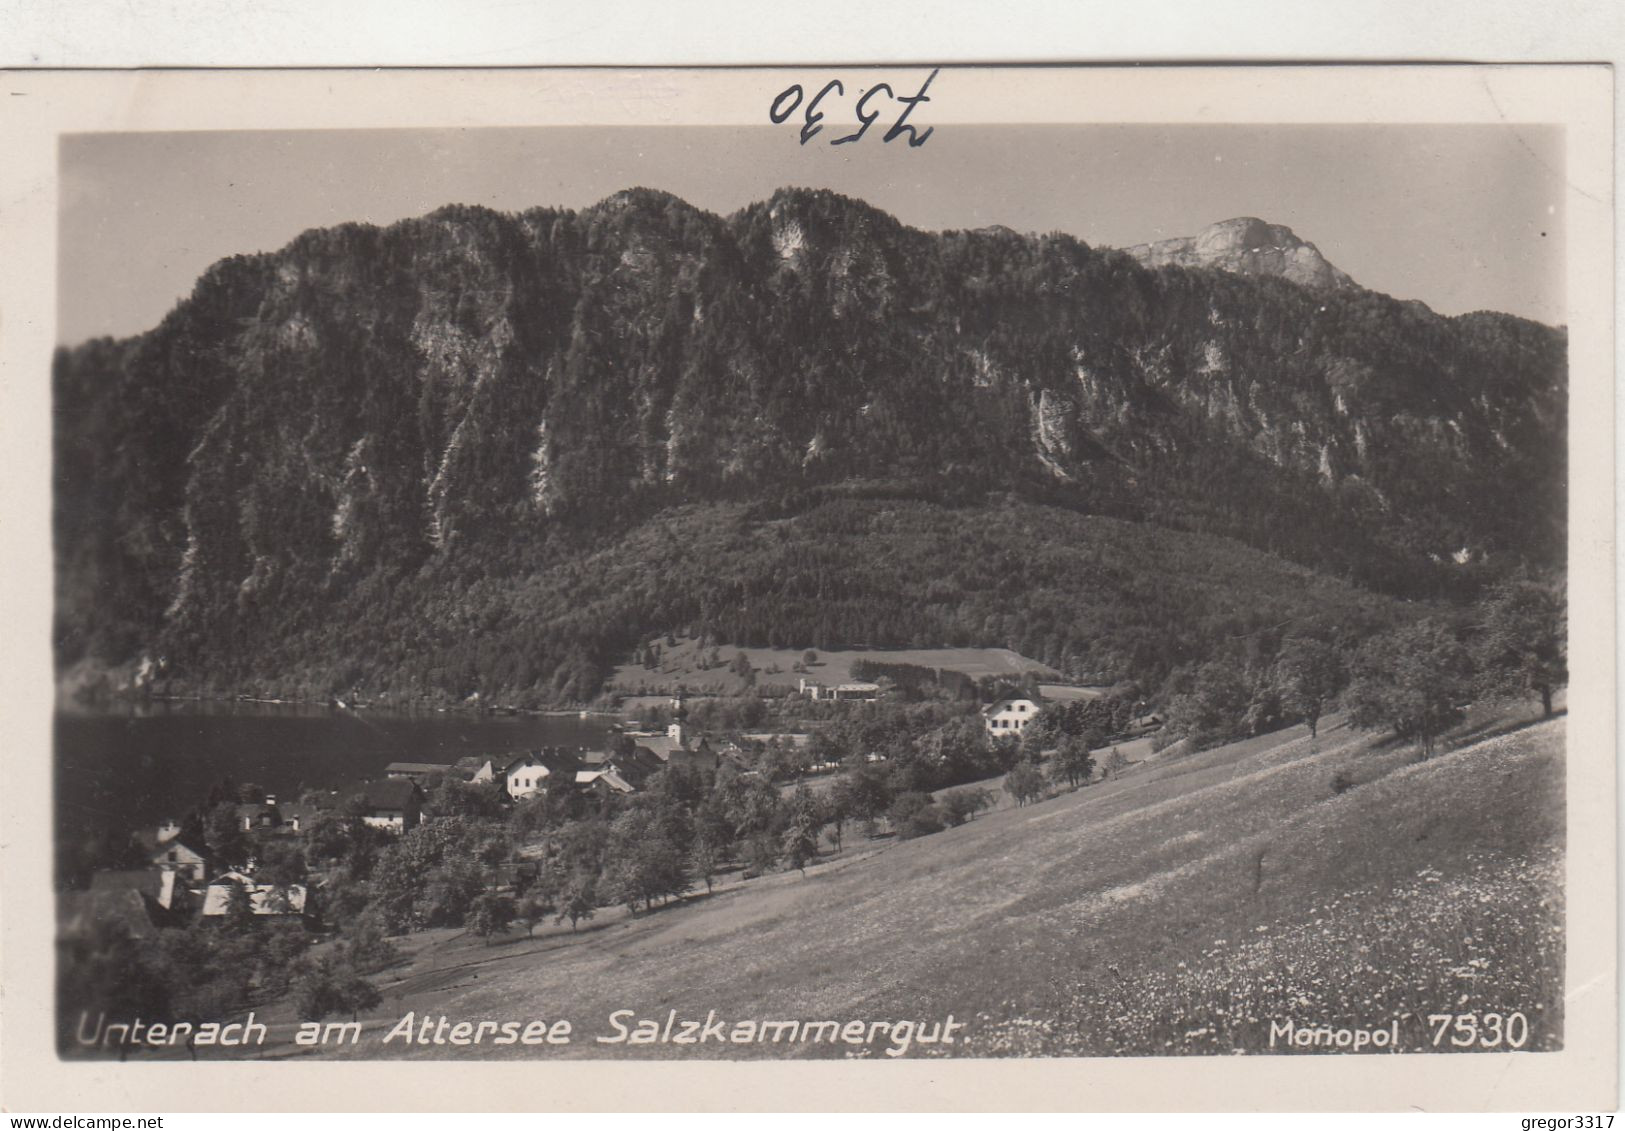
(1156, 574, 1566, 758)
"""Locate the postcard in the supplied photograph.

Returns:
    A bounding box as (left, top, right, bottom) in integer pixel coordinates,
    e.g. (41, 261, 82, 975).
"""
(0, 64, 1613, 1112)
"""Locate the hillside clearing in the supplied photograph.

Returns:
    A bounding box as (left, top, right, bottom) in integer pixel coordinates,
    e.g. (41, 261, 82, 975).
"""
(609, 640, 1061, 698)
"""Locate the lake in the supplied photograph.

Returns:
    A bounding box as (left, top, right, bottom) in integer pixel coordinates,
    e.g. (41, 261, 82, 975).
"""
(55, 701, 615, 858)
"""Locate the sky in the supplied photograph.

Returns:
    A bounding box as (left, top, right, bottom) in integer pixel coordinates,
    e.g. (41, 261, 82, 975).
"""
(57, 123, 1566, 344)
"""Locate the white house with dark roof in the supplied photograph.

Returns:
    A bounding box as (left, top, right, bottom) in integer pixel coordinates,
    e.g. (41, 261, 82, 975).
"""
(505, 754, 550, 800)
(149, 837, 213, 883)
(341, 778, 423, 833)
(504, 751, 582, 800)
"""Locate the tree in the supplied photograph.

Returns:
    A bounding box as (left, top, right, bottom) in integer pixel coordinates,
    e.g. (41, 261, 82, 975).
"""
(818, 790, 850, 853)
(508, 793, 552, 841)
(555, 873, 597, 932)
(1475, 576, 1566, 718)
(603, 808, 690, 914)
(1275, 636, 1347, 738)
(760, 737, 810, 783)
(371, 817, 489, 931)
(429, 778, 508, 820)
(203, 802, 250, 870)
(258, 927, 313, 998)
(338, 910, 399, 972)
(689, 831, 722, 893)
(837, 764, 893, 833)
(720, 774, 785, 841)
(1003, 759, 1045, 807)
(887, 791, 945, 839)
(58, 920, 172, 1049)
(1048, 733, 1096, 790)
(1163, 660, 1251, 749)
(476, 830, 514, 889)
(1102, 746, 1129, 779)
(928, 715, 997, 785)
(743, 831, 781, 877)
(302, 810, 363, 868)
(293, 958, 382, 1022)
(517, 892, 552, 937)
(220, 878, 258, 935)
(782, 785, 823, 871)
(990, 733, 1024, 772)
(421, 854, 488, 927)
(1345, 619, 1473, 759)
(469, 892, 516, 946)
(254, 839, 308, 913)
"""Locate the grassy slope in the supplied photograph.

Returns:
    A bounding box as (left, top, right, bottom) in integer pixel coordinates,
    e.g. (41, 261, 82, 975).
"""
(259, 708, 1563, 1060)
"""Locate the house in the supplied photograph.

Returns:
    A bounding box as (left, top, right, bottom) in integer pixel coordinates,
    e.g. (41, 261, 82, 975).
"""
(666, 737, 718, 776)
(625, 732, 679, 762)
(384, 762, 453, 787)
(153, 869, 188, 911)
(984, 698, 1041, 737)
(235, 799, 282, 832)
(503, 753, 553, 800)
(621, 716, 694, 761)
(504, 748, 582, 800)
(618, 719, 720, 778)
(504, 753, 552, 800)
(797, 679, 881, 701)
(574, 768, 636, 797)
(277, 800, 318, 834)
(580, 744, 662, 790)
(340, 778, 424, 833)
(198, 872, 309, 918)
(149, 837, 213, 884)
(1127, 712, 1163, 734)
(91, 870, 166, 907)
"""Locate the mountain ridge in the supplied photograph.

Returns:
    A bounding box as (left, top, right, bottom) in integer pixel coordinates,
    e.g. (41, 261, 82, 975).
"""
(53, 187, 1567, 703)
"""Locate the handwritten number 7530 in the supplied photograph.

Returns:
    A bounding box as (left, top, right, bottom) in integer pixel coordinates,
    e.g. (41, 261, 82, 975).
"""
(769, 69, 939, 147)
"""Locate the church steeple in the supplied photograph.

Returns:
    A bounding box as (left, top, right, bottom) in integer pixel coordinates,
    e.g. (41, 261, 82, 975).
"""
(668, 692, 689, 746)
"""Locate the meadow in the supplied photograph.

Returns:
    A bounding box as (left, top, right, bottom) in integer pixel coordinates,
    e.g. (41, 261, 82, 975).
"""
(608, 639, 1060, 698)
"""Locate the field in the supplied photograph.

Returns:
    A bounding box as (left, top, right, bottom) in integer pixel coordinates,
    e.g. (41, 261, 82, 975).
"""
(607, 639, 1061, 698)
(232, 703, 1564, 1061)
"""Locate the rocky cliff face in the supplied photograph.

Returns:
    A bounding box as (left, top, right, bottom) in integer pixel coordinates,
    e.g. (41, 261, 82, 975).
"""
(53, 188, 1565, 694)
(1125, 217, 1355, 292)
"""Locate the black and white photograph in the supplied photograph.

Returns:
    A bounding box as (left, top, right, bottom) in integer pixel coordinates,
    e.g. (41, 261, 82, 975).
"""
(1, 63, 1614, 1111)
